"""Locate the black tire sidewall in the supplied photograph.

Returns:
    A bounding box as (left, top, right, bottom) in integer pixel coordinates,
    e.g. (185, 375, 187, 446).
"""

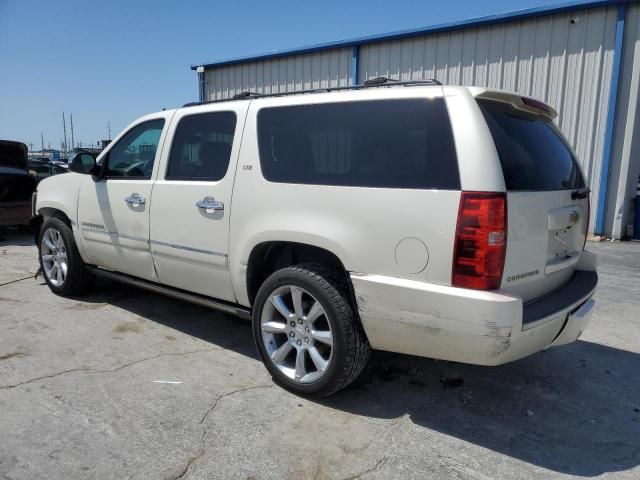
(252, 266, 352, 397)
(38, 217, 83, 296)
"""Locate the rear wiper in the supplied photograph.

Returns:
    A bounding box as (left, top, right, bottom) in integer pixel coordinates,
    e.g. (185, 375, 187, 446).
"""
(571, 187, 591, 200)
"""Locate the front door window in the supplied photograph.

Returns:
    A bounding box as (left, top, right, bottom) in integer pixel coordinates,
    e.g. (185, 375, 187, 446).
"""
(105, 119, 165, 179)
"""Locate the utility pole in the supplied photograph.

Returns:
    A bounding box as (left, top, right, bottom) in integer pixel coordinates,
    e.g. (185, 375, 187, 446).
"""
(41, 132, 44, 152)
(108, 121, 111, 140)
(62, 112, 68, 155)
(70, 113, 75, 151)
(29, 142, 33, 152)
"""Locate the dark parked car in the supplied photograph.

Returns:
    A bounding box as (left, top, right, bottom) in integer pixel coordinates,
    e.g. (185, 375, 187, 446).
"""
(28, 159, 68, 182)
(0, 140, 37, 226)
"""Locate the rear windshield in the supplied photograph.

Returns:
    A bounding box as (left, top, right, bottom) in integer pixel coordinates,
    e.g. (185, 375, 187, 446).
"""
(478, 100, 585, 191)
(257, 98, 460, 190)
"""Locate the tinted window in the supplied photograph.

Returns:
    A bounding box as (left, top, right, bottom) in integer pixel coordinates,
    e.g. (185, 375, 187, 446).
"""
(257, 99, 459, 189)
(106, 119, 165, 179)
(478, 100, 585, 191)
(167, 112, 236, 181)
(31, 164, 51, 174)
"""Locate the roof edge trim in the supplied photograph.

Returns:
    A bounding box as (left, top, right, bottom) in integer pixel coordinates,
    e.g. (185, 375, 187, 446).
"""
(190, 0, 634, 70)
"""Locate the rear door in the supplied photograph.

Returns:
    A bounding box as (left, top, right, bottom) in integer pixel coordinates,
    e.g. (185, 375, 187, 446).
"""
(149, 103, 248, 303)
(478, 98, 589, 301)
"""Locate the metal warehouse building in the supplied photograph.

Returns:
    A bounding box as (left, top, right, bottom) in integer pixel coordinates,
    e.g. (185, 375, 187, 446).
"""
(191, 0, 640, 239)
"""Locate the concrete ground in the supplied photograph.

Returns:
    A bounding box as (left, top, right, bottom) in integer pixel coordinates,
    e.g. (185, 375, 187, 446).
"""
(0, 227, 639, 480)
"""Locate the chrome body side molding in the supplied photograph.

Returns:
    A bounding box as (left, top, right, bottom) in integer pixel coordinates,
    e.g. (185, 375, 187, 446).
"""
(80, 227, 148, 244)
(79, 229, 228, 257)
(150, 240, 227, 257)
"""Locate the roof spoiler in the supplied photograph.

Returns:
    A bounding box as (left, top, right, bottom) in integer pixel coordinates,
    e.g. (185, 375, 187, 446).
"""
(473, 90, 557, 121)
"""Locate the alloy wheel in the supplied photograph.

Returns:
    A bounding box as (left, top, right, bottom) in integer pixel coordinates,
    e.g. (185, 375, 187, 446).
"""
(260, 285, 334, 384)
(40, 227, 67, 287)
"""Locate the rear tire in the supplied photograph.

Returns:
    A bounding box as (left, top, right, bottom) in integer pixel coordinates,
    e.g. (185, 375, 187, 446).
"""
(252, 264, 370, 397)
(38, 216, 93, 296)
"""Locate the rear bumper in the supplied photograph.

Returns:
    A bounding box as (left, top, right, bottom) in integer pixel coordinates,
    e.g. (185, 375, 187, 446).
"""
(351, 251, 597, 366)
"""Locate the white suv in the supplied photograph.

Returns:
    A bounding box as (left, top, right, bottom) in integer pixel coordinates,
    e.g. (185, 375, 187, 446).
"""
(32, 81, 597, 397)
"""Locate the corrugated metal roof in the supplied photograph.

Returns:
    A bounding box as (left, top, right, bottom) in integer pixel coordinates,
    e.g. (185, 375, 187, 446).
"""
(191, 0, 635, 70)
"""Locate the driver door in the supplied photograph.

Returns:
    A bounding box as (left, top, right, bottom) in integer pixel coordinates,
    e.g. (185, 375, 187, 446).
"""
(77, 115, 170, 281)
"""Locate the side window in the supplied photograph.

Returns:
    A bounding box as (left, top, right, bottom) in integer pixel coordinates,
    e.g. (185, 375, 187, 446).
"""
(257, 98, 459, 189)
(105, 119, 165, 179)
(166, 111, 237, 181)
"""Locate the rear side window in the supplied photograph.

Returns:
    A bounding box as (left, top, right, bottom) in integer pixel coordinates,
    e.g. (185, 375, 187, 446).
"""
(478, 100, 585, 191)
(166, 111, 236, 181)
(257, 98, 459, 189)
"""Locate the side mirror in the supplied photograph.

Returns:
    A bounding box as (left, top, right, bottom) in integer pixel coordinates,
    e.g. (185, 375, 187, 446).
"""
(68, 152, 98, 175)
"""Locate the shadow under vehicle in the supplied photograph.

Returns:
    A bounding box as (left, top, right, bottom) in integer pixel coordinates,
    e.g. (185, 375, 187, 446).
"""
(0, 140, 37, 227)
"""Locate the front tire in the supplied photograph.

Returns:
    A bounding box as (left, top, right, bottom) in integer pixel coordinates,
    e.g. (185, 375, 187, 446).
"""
(252, 264, 370, 397)
(38, 217, 93, 296)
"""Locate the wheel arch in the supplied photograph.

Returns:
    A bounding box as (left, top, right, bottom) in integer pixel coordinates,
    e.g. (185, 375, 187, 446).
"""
(37, 207, 94, 296)
(36, 205, 90, 263)
(31, 207, 73, 248)
(244, 240, 350, 307)
(34, 170, 82, 231)
(38, 207, 72, 227)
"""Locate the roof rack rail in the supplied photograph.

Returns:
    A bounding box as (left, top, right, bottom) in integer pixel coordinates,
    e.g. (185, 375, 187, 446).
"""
(363, 76, 399, 85)
(181, 78, 443, 107)
(233, 91, 264, 99)
(363, 77, 398, 85)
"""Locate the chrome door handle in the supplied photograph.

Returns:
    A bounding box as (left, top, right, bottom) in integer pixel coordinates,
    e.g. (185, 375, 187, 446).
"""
(196, 196, 224, 212)
(124, 193, 145, 206)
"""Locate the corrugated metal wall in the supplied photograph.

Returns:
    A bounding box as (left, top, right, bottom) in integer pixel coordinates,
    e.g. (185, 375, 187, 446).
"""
(608, 3, 640, 238)
(359, 6, 619, 231)
(203, 48, 353, 101)
(200, 4, 640, 236)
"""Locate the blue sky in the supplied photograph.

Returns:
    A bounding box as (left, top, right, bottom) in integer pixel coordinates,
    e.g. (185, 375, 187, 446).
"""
(0, 0, 569, 150)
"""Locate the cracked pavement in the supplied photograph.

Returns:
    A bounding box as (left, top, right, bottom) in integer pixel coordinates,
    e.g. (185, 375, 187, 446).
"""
(1, 230, 639, 479)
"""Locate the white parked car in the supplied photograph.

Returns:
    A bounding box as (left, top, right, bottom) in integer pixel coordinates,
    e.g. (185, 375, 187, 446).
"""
(32, 80, 597, 397)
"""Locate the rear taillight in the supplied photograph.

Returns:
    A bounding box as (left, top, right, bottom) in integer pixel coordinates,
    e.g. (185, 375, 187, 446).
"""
(452, 192, 507, 290)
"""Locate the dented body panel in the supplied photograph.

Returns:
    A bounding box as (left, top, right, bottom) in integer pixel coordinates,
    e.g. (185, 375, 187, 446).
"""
(33, 84, 599, 371)
(351, 251, 597, 365)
